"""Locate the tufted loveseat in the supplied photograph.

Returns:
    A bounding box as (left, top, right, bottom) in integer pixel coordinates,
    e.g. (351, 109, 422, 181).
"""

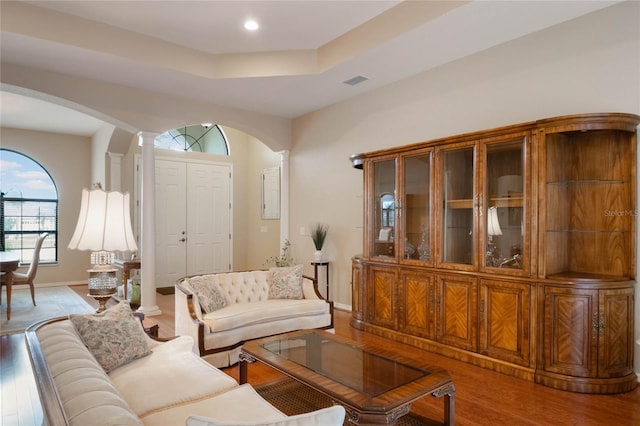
(175, 266, 334, 368)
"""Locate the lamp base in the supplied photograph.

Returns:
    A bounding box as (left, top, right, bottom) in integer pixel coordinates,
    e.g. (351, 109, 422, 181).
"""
(90, 294, 113, 313)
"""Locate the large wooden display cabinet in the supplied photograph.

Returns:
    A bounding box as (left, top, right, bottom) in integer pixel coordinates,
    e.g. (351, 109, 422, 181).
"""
(350, 113, 639, 394)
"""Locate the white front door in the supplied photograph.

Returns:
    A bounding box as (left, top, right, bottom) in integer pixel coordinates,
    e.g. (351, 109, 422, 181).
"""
(154, 159, 232, 288)
(186, 162, 232, 275)
(155, 159, 187, 288)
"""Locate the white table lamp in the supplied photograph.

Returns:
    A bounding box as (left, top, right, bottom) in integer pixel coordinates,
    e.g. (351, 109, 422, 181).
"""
(68, 186, 137, 312)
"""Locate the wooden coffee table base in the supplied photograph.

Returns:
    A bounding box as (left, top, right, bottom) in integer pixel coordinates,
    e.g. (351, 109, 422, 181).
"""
(339, 382, 455, 425)
(239, 352, 456, 426)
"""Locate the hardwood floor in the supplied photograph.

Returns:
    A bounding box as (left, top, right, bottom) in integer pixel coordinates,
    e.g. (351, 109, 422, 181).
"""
(2, 284, 639, 425)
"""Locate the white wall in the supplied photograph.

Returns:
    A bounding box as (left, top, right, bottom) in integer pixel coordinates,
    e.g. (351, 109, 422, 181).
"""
(91, 123, 115, 188)
(289, 0, 640, 354)
(224, 126, 281, 270)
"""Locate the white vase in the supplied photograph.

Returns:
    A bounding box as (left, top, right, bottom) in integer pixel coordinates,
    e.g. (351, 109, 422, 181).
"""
(314, 250, 323, 261)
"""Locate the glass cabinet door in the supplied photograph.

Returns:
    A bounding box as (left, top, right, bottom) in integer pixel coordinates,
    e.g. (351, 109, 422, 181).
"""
(402, 152, 431, 262)
(371, 158, 396, 259)
(440, 146, 475, 266)
(483, 138, 526, 271)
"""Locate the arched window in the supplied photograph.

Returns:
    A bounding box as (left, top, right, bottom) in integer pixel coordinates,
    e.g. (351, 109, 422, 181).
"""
(155, 124, 229, 154)
(0, 149, 58, 263)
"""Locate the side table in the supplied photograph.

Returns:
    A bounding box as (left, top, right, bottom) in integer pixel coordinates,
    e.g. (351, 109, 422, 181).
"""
(142, 318, 159, 338)
(310, 261, 329, 300)
(112, 259, 141, 301)
(133, 312, 159, 338)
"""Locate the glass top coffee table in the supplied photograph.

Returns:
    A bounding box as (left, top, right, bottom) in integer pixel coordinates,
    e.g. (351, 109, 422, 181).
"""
(240, 329, 455, 425)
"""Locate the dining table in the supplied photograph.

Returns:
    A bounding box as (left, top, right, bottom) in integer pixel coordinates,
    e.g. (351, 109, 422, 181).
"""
(0, 252, 21, 320)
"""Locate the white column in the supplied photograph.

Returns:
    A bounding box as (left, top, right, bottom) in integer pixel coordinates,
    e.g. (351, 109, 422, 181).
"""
(107, 152, 123, 191)
(137, 132, 161, 316)
(279, 150, 290, 247)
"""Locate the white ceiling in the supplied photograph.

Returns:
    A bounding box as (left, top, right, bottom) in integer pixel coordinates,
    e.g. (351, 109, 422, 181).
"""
(0, 0, 622, 136)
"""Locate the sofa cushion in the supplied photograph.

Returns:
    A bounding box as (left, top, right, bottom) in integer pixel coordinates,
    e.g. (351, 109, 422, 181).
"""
(202, 299, 329, 333)
(186, 405, 346, 426)
(70, 301, 151, 372)
(189, 275, 228, 312)
(109, 337, 238, 417)
(268, 265, 303, 300)
(141, 384, 286, 425)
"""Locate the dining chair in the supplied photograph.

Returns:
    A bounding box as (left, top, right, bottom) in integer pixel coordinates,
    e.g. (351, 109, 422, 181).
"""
(1, 233, 49, 307)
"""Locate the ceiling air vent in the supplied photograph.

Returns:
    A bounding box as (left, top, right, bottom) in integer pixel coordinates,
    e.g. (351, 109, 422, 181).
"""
(343, 75, 369, 86)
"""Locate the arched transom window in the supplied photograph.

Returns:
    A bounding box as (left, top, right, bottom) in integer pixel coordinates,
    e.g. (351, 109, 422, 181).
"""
(155, 124, 229, 154)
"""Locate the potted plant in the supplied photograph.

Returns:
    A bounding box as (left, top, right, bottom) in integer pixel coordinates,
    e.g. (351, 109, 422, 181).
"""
(310, 223, 328, 261)
(265, 239, 294, 267)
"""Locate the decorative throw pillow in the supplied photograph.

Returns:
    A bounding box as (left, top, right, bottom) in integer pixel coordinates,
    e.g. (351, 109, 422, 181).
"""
(70, 301, 151, 373)
(268, 264, 304, 300)
(188, 276, 228, 313)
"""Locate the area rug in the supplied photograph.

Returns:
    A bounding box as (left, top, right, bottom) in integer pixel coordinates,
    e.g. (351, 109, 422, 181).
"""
(255, 377, 438, 426)
(1, 286, 94, 335)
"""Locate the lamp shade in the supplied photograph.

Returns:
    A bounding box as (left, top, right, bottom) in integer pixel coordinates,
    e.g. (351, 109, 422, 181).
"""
(68, 188, 138, 252)
(487, 206, 503, 237)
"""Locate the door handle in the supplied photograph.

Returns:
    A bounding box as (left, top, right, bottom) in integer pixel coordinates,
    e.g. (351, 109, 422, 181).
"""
(179, 238, 186, 242)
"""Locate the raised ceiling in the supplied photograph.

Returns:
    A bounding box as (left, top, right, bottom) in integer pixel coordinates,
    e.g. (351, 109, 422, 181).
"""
(0, 0, 622, 135)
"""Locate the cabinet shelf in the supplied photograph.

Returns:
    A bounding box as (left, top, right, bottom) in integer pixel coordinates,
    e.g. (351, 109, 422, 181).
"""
(547, 179, 625, 185)
(546, 271, 631, 283)
(447, 196, 523, 209)
(489, 196, 523, 208)
(447, 199, 473, 209)
(546, 229, 628, 233)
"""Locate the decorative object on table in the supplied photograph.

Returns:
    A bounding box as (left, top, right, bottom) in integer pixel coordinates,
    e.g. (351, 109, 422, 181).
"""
(310, 223, 328, 261)
(264, 239, 294, 267)
(418, 231, 430, 260)
(129, 278, 141, 305)
(68, 184, 138, 313)
(404, 238, 415, 259)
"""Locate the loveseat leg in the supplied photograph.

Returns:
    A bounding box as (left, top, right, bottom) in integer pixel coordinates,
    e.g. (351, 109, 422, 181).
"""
(238, 352, 256, 384)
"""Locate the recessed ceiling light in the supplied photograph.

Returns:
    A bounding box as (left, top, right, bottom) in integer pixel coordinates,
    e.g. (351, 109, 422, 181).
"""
(244, 19, 259, 31)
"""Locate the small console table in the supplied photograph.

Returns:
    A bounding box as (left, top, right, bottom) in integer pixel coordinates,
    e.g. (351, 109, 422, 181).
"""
(310, 261, 329, 300)
(112, 259, 141, 301)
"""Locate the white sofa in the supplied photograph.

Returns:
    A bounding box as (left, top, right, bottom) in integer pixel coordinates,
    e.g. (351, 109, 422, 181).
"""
(175, 266, 333, 368)
(25, 305, 345, 426)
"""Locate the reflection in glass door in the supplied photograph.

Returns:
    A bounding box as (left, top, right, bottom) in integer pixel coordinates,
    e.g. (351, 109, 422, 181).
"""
(441, 147, 474, 265)
(373, 159, 396, 258)
(484, 140, 524, 270)
(403, 153, 431, 261)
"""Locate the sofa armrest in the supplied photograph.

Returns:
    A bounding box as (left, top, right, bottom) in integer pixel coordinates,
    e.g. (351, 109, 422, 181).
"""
(302, 274, 324, 300)
(175, 281, 208, 355)
(302, 274, 334, 329)
(25, 317, 70, 426)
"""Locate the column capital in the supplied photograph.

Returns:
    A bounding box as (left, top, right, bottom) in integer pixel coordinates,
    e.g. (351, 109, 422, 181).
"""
(137, 131, 159, 145)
